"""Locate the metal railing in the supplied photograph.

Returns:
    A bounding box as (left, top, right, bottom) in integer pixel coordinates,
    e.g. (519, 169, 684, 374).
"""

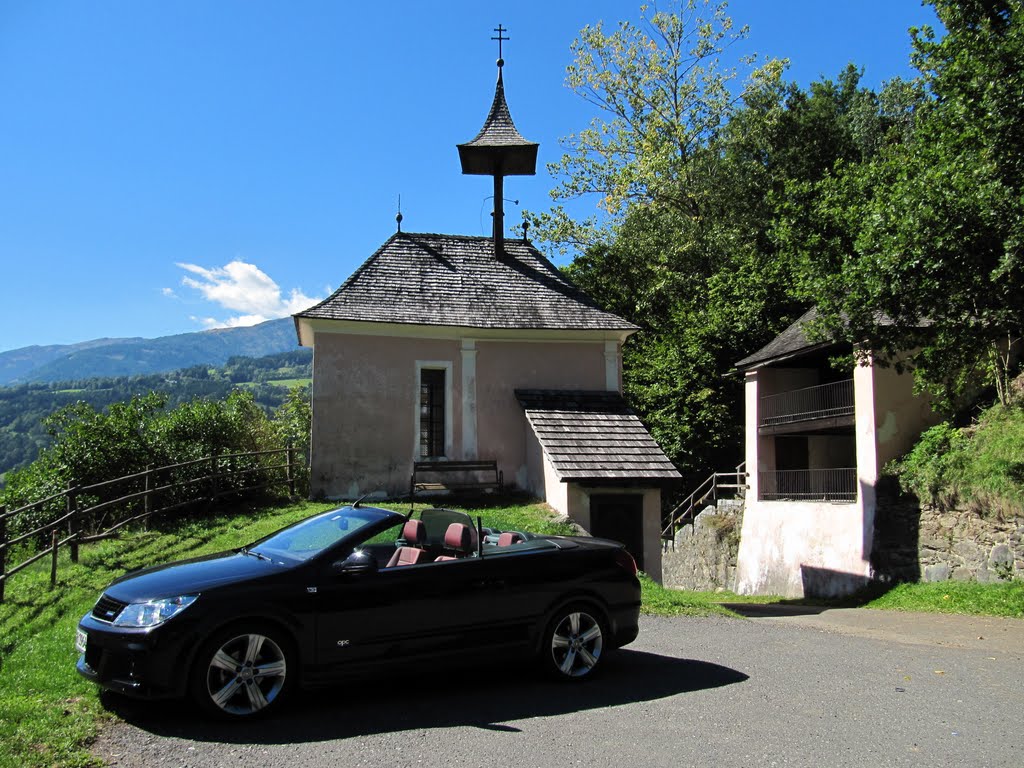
(758, 468, 857, 502)
(759, 379, 854, 427)
(661, 462, 747, 545)
(0, 446, 300, 602)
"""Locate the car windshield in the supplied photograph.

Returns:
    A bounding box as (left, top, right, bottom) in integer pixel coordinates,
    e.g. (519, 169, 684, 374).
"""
(251, 506, 397, 562)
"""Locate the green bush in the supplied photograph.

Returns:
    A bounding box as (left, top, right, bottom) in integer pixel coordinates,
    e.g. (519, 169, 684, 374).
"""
(1, 389, 310, 540)
(889, 405, 1024, 515)
(889, 421, 967, 505)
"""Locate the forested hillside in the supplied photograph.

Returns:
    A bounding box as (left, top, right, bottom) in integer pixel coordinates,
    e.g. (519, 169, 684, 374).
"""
(0, 349, 311, 482)
(0, 316, 299, 385)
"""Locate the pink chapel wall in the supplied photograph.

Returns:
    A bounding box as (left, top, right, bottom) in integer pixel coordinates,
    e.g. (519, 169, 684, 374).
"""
(475, 340, 609, 489)
(309, 333, 462, 499)
(309, 331, 612, 500)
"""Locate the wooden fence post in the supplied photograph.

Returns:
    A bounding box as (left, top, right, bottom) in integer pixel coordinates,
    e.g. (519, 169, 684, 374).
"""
(0, 509, 7, 603)
(67, 485, 79, 564)
(287, 444, 296, 498)
(144, 464, 153, 531)
(50, 529, 59, 589)
(211, 449, 220, 501)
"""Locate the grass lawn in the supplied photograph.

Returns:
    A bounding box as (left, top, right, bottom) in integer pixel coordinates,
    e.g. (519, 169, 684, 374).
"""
(863, 579, 1024, 618)
(0, 498, 333, 768)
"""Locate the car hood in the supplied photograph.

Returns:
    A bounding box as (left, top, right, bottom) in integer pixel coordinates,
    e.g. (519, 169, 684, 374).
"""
(104, 550, 286, 602)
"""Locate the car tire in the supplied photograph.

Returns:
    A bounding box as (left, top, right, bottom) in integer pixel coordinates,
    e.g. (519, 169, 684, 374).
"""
(190, 622, 295, 720)
(540, 603, 608, 681)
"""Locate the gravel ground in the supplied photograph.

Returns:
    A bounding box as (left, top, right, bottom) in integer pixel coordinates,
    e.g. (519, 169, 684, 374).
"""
(92, 611, 1024, 768)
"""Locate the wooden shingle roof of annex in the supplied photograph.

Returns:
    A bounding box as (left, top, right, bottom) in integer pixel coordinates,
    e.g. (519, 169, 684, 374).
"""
(516, 389, 681, 483)
(735, 307, 924, 370)
(295, 232, 638, 333)
(735, 308, 835, 370)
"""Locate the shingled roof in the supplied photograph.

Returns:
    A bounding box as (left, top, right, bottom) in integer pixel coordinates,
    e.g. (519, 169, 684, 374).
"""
(735, 308, 835, 370)
(516, 390, 680, 483)
(295, 232, 638, 332)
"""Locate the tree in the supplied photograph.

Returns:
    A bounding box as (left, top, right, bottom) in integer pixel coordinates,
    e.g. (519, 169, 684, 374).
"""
(559, 45, 908, 481)
(791, 0, 1024, 407)
(527, 0, 785, 257)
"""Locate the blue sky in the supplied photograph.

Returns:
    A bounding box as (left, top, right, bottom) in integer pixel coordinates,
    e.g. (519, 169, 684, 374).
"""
(0, 1, 939, 352)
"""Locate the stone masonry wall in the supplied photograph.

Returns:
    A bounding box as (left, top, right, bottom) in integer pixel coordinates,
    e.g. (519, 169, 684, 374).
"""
(872, 494, 1023, 583)
(662, 499, 743, 591)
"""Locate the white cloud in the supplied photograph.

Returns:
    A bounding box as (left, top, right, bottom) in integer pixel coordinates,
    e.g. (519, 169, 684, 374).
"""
(161, 287, 177, 298)
(177, 260, 321, 329)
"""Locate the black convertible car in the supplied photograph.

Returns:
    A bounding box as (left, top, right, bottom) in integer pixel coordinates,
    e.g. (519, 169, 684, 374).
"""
(76, 505, 641, 718)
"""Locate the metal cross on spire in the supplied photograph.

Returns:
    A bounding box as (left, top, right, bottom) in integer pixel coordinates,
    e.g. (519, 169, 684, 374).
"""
(492, 24, 508, 65)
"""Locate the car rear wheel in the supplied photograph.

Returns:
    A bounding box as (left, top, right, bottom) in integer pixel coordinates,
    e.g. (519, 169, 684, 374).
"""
(191, 624, 293, 719)
(542, 605, 606, 680)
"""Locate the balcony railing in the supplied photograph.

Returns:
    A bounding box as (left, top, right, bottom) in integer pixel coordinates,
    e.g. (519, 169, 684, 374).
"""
(759, 379, 854, 427)
(758, 468, 857, 502)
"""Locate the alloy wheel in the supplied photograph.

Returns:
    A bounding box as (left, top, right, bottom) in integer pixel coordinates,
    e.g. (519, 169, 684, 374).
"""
(549, 610, 604, 678)
(204, 632, 287, 717)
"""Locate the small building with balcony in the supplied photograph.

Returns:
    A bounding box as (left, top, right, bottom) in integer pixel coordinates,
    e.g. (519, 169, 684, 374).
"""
(732, 309, 939, 597)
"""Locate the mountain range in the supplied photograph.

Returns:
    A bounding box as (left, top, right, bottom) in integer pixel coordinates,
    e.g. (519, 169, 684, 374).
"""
(0, 318, 302, 386)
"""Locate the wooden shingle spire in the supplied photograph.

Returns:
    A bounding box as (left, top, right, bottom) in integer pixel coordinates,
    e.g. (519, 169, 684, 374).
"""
(457, 25, 538, 258)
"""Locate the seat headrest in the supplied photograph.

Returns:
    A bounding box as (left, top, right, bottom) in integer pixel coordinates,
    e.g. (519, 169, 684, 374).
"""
(443, 523, 473, 552)
(497, 531, 523, 547)
(402, 519, 427, 545)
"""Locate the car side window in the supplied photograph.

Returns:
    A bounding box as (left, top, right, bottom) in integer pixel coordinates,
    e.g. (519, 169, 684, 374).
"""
(359, 520, 406, 547)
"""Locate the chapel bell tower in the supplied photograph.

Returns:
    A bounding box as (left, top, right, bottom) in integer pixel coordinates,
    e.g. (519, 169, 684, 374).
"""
(457, 25, 539, 258)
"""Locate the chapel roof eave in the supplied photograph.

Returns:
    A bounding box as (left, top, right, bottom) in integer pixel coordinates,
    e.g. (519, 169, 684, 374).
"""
(293, 231, 638, 335)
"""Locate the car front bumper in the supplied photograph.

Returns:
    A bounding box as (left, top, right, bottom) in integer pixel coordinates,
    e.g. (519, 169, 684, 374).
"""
(76, 612, 196, 700)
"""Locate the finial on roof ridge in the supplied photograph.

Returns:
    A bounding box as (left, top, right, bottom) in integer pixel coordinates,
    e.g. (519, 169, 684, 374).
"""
(396, 194, 403, 233)
(492, 23, 508, 69)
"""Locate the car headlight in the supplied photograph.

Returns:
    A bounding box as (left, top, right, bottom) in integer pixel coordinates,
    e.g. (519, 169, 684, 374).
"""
(112, 595, 198, 627)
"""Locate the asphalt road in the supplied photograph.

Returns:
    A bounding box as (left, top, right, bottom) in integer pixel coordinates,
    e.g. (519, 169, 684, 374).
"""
(92, 612, 1024, 768)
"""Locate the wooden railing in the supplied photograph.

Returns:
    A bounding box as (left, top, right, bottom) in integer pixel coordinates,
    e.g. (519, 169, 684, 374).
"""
(661, 462, 747, 546)
(0, 446, 300, 602)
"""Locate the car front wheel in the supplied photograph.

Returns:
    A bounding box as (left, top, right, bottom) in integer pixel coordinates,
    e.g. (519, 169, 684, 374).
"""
(191, 624, 293, 719)
(542, 605, 606, 680)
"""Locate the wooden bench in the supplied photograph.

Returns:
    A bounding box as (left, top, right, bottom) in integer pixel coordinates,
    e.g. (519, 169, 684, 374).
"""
(410, 460, 503, 498)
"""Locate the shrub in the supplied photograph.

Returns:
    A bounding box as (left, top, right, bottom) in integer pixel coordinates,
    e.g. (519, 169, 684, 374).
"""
(890, 405, 1024, 515)
(1, 390, 301, 540)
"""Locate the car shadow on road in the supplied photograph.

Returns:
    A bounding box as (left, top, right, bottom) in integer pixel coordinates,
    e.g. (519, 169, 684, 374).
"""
(103, 649, 747, 744)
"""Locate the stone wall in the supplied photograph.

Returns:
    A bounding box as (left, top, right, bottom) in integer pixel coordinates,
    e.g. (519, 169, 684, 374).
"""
(872, 493, 1023, 583)
(662, 499, 743, 591)
(666, 492, 1021, 591)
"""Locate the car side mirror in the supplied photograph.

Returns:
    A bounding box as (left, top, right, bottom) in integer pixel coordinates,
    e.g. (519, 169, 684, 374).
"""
(333, 550, 378, 577)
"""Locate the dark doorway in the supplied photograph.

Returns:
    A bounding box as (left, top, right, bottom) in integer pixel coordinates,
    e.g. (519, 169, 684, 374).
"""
(775, 436, 809, 471)
(589, 495, 645, 571)
(775, 435, 810, 498)
(419, 368, 445, 458)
